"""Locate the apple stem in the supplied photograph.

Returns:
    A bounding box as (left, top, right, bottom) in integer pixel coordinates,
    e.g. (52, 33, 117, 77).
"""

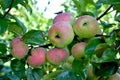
(96, 5, 113, 20)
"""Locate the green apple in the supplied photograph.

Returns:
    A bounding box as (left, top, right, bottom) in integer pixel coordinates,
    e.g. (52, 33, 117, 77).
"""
(71, 42, 87, 59)
(73, 15, 99, 38)
(48, 21, 74, 48)
(46, 48, 69, 65)
(11, 37, 29, 59)
(53, 12, 74, 24)
(27, 47, 46, 68)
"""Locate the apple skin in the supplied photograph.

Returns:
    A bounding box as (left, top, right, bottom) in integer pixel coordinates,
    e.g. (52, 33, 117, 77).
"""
(66, 56, 74, 64)
(46, 48, 69, 66)
(27, 47, 46, 68)
(71, 42, 87, 59)
(53, 13, 74, 24)
(73, 15, 99, 38)
(108, 73, 120, 80)
(11, 37, 29, 59)
(48, 22, 74, 48)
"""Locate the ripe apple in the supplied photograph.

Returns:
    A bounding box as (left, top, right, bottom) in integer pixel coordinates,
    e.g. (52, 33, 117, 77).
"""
(63, 62, 72, 69)
(27, 47, 46, 68)
(53, 13, 74, 24)
(11, 37, 29, 59)
(108, 73, 120, 80)
(73, 15, 99, 38)
(71, 42, 87, 59)
(46, 48, 69, 65)
(48, 21, 74, 48)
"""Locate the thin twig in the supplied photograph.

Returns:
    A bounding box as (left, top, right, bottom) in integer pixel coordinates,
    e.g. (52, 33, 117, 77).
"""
(1, 0, 14, 19)
(96, 5, 113, 20)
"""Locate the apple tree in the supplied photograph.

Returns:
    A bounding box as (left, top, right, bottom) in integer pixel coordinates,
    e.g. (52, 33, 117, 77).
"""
(0, 0, 120, 80)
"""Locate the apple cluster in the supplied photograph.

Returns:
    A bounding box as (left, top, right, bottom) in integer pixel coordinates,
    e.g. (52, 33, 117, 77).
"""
(11, 13, 99, 68)
(48, 12, 99, 60)
(11, 37, 69, 67)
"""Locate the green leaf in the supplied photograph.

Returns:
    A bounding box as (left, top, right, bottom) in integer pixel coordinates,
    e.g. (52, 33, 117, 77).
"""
(94, 62, 118, 76)
(100, 21, 114, 30)
(56, 70, 83, 80)
(113, 4, 120, 12)
(0, 19, 8, 34)
(11, 59, 25, 78)
(22, 30, 45, 45)
(7, 73, 20, 80)
(99, 48, 117, 62)
(41, 70, 63, 80)
(8, 15, 27, 35)
(8, 22, 26, 36)
(32, 68, 45, 80)
(3, 0, 27, 9)
(26, 67, 34, 80)
(85, 38, 102, 58)
(0, 43, 7, 55)
(98, 0, 120, 4)
(72, 59, 88, 73)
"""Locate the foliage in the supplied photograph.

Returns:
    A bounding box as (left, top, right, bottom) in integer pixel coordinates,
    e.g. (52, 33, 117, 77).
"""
(0, 0, 120, 80)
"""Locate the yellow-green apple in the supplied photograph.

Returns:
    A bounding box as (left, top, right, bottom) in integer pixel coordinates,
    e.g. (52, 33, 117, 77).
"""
(71, 42, 87, 59)
(53, 13, 74, 24)
(48, 22, 74, 48)
(63, 62, 72, 69)
(46, 48, 69, 65)
(11, 37, 29, 59)
(66, 56, 74, 64)
(108, 73, 120, 80)
(27, 47, 46, 68)
(73, 15, 99, 38)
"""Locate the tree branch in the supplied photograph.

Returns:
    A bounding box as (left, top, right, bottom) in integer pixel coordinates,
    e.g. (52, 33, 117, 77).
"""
(1, 0, 14, 19)
(96, 5, 113, 20)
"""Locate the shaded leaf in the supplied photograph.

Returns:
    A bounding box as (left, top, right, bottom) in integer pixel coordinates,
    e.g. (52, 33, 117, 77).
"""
(72, 59, 88, 73)
(0, 43, 7, 55)
(26, 67, 34, 80)
(56, 70, 84, 80)
(98, 0, 120, 4)
(22, 30, 45, 45)
(85, 38, 102, 58)
(11, 59, 25, 78)
(7, 73, 20, 80)
(99, 48, 117, 62)
(94, 62, 118, 76)
(0, 19, 8, 34)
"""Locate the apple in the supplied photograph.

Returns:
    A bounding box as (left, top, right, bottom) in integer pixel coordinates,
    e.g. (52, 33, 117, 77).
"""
(27, 47, 46, 68)
(48, 21, 74, 48)
(11, 37, 29, 59)
(53, 12, 74, 24)
(46, 48, 69, 65)
(63, 62, 72, 69)
(66, 56, 74, 64)
(73, 15, 99, 38)
(108, 73, 120, 80)
(71, 42, 87, 59)
(87, 65, 97, 80)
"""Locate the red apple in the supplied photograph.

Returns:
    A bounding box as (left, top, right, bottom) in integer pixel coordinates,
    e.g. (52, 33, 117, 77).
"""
(48, 22, 74, 48)
(27, 47, 46, 68)
(11, 37, 29, 59)
(53, 13, 74, 24)
(73, 15, 99, 38)
(46, 48, 69, 65)
(71, 42, 87, 59)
